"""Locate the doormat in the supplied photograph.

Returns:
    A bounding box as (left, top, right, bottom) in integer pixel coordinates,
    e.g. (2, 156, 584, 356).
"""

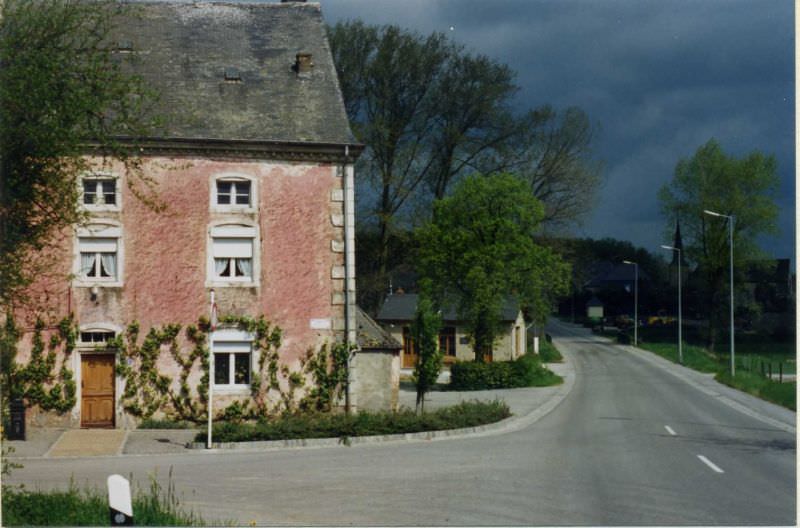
(47, 429, 127, 457)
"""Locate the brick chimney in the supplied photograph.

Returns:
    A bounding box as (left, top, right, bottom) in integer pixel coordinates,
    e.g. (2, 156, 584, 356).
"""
(294, 53, 313, 76)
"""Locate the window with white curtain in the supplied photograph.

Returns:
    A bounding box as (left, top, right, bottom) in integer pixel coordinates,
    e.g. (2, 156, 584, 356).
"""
(74, 224, 122, 286)
(209, 225, 257, 284)
(79, 237, 118, 280)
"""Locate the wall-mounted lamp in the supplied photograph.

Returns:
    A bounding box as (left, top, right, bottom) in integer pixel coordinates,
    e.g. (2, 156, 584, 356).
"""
(90, 285, 99, 301)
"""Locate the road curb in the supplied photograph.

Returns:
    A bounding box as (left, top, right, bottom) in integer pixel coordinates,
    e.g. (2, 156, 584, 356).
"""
(186, 358, 577, 452)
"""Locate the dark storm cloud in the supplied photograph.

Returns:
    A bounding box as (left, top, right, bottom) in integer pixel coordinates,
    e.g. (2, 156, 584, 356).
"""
(323, 0, 794, 262)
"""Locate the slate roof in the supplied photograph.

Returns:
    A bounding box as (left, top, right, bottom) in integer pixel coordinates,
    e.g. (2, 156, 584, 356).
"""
(115, 1, 355, 145)
(355, 307, 401, 350)
(375, 294, 521, 323)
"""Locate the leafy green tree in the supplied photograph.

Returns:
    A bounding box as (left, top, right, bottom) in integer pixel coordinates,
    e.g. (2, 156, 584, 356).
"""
(0, 0, 162, 307)
(659, 139, 780, 349)
(330, 22, 602, 313)
(411, 292, 442, 412)
(416, 173, 570, 361)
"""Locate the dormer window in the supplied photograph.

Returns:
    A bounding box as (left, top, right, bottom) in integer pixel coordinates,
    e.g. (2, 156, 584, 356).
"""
(216, 179, 251, 206)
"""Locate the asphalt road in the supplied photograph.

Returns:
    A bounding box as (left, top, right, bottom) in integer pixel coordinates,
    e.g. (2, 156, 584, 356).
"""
(5, 320, 796, 525)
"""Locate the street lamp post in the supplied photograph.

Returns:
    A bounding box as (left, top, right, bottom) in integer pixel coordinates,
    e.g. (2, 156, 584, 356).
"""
(622, 260, 638, 346)
(661, 245, 683, 365)
(704, 209, 735, 377)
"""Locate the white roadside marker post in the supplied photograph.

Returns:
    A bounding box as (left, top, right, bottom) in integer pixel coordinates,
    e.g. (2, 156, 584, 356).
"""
(208, 289, 217, 449)
(107, 474, 133, 526)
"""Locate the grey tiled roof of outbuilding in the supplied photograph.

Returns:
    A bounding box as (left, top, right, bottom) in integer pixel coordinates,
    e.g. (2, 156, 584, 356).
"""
(375, 294, 521, 323)
(356, 307, 402, 350)
(116, 1, 355, 144)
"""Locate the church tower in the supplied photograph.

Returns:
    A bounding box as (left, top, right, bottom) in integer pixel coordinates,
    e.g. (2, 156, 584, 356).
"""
(669, 219, 689, 287)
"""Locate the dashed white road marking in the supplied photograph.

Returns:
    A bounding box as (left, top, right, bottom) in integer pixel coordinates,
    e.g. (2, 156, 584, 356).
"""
(697, 455, 724, 473)
(664, 425, 676, 436)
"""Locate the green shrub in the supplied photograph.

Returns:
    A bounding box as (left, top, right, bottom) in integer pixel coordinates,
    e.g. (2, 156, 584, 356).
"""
(449, 353, 562, 391)
(197, 400, 511, 443)
(538, 339, 563, 363)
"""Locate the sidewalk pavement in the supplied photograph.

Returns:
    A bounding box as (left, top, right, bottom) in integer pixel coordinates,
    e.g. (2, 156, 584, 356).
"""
(3, 360, 575, 458)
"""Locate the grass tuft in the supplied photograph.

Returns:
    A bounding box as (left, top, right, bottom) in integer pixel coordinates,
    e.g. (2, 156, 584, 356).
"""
(2, 470, 208, 526)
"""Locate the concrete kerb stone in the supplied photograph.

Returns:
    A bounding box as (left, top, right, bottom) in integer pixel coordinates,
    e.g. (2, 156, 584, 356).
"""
(187, 354, 577, 452)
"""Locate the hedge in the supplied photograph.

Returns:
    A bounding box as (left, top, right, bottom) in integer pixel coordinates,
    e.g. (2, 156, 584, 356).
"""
(449, 353, 562, 391)
(195, 400, 511, 443)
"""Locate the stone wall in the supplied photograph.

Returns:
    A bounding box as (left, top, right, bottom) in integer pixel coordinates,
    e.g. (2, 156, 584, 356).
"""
(351, 349, 400, 412)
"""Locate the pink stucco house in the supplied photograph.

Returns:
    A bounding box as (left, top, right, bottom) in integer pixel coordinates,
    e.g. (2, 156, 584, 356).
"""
(14, 0, 365, 428)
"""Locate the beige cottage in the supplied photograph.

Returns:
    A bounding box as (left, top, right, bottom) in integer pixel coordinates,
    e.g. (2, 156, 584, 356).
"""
(375, 293, 527, 370)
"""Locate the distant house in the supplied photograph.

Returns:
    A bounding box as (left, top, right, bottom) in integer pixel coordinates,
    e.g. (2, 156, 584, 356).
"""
(375, 293, 526, 368)
(583, 261, 650, 293)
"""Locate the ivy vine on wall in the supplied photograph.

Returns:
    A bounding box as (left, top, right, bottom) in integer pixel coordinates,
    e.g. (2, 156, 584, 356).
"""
(3, 315, 78, 415)
(2, 311, 351, 425)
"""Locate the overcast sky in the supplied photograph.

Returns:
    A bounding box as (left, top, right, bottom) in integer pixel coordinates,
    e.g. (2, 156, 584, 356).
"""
(322, 0, 795, 264)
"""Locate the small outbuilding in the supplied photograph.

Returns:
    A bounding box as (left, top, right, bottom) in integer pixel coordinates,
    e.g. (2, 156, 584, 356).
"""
(352, 307, 402, 412)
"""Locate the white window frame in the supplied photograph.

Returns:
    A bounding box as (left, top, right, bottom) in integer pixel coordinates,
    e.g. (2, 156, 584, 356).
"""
(73, 223, 123, 287)
(80, 172, 121, 212)
(207, 223, 260, 287)
(77, 323, 123, 349)
(210, 174, 256, 212)
(212, 328, 254, 394)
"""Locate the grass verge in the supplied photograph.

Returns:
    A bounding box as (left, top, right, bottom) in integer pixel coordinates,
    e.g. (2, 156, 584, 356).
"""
(715, 370, 796, 411)
(636, 342, 721, 373)
(196, 400, 511, 443)
(2, 473, 208, 526)
(615, 326, 796, 411)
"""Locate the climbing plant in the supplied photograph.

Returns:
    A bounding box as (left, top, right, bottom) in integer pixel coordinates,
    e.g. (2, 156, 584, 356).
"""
(298, 341, 352, 413)
(5, 311, 352, 424)
(11, 315, 77, 414)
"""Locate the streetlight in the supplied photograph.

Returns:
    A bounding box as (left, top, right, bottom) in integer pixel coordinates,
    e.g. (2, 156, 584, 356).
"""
(622, 260, 638, 346)
(704, 209, 735, 377)
(661, 245, 683, 365)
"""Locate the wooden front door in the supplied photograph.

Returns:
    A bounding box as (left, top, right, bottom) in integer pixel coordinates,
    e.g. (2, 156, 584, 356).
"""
(402, 327, 417, 368)
(81, 354, 115, 428)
